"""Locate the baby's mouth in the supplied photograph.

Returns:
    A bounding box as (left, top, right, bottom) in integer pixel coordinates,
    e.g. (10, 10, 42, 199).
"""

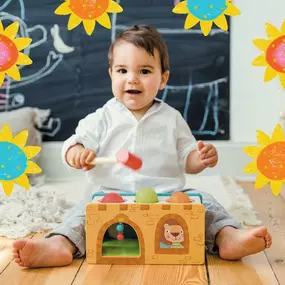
(125, 89, 142, 95)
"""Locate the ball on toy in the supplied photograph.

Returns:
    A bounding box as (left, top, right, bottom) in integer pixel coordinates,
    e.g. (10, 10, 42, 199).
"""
(101, 193, 124, 203)
(135, 188, 158, 203)
(117, 233, 124, 240)
(168, 192, 191, 203)
(116, 223, 124, 232)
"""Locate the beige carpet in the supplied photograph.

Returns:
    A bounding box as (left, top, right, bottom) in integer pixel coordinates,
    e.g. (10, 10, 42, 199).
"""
(0, 175, 261, 238)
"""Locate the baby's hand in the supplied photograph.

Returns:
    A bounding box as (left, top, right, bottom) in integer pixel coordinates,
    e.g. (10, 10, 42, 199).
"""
(68, 146, 96, 171)
(197, 141, 218, 168)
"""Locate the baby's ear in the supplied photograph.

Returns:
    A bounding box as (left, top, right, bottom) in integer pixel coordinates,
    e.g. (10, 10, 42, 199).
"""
(108, 68, 112, 78)
(159, 71, 170, 90)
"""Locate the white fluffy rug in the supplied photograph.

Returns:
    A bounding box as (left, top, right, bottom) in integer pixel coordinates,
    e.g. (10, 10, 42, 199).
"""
(0, 185, 75, 239)
(0, 176, 261, 238)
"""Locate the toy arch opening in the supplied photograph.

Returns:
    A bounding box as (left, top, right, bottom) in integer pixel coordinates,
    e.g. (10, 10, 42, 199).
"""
(96, 214, 145, 264)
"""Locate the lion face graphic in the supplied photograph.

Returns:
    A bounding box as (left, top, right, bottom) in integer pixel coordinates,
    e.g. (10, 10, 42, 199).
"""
(164, 223, 184, 243)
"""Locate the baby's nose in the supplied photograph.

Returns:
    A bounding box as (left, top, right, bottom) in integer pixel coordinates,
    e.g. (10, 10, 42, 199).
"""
(171, 232, 179, 237)
(127, 73, 139, 84)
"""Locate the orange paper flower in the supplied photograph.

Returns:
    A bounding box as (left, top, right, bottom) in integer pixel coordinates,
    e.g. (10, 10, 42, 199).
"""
(243, 124, 285, 196)
(55, 0, 123, 35)
(0, 21, 33, 87)
(252, 21, 285, 88)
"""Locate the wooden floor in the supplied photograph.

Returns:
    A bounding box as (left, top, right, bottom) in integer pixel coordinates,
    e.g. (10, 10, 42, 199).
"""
(0, 182, 284, 285)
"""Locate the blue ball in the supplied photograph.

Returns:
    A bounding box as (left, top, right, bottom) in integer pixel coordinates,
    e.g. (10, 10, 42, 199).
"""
(116, 223, 124, 232)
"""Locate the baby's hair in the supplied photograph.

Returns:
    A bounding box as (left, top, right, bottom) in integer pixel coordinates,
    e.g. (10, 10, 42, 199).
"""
(108, 24, 170, 73)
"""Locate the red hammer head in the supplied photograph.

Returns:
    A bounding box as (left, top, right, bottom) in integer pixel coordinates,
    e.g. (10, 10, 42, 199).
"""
(116, 149, 143, 170)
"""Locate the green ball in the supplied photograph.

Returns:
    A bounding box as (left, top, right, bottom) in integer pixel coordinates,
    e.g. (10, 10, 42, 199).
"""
(135, 188, 158, 203)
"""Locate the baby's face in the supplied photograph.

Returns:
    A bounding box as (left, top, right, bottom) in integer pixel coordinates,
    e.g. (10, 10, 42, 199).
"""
(109, 42, 169, 117)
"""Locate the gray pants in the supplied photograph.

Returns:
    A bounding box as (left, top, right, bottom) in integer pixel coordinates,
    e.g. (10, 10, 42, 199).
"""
(45, 189, 241, 257)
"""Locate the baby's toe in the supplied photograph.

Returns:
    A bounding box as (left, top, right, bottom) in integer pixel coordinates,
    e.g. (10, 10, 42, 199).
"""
(12, 248, 18, 254)
(266, 240, 272, 248)
(14, 258, 21, 264)
(265, 236, 272, 248)
(265, 232, 272, 239)
(265, 234, 272, 242)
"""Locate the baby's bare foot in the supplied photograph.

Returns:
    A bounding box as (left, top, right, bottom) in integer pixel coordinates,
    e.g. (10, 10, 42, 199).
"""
(12, 235, 76, 268)
(216, 226, 272, 260)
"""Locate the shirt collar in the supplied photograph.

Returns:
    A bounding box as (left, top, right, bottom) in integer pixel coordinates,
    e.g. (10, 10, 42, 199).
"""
(111, 97, 163, 115)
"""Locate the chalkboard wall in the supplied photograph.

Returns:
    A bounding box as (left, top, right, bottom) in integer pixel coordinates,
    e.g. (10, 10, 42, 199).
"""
(0, 0, 230, 141)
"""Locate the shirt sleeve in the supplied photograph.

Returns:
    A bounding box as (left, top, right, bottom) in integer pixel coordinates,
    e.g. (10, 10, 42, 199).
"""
(61, 108, 106, 168)
(176, 111, 197, 171)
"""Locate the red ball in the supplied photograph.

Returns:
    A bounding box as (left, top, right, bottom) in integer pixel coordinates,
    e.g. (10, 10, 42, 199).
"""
(101, 193, 124, 203)
(117, 233, 124, 240)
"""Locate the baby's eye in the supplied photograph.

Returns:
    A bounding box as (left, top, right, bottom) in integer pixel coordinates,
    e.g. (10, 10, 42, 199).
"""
(117, 69, 127, 74)
(140, 69, 151, 74)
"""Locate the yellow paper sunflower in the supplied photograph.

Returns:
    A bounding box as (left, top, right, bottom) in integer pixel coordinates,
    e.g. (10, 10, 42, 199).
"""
(55, 0, 123, 36)
(0, 124, 42, 196)
(0, 21, 33, 87)
(252, 21, 285, 88)
(243, 124, 285, 196)
(172, 0, 241, 36)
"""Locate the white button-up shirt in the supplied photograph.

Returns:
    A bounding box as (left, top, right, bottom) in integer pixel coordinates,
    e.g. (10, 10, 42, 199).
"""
(62, 98, 197, 193)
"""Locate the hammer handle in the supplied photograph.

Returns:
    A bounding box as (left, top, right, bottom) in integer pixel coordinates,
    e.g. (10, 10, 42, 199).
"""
(89, 157, 117, 165)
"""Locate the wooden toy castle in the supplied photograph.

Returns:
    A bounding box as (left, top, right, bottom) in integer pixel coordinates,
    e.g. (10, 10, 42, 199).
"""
(86, 192, 205, 265)
(86, 191, 205, 264)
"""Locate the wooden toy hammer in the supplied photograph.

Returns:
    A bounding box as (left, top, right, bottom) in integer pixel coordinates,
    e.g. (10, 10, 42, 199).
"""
(71, 149, 143, 171)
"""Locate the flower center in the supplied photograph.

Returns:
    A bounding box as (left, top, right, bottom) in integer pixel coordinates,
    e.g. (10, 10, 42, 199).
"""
(257, 141, 285, 180)
(69, 0, 109, 20)
(0, 142, 27, 181)
(266, 35, 285, 73)
(0, 35, 18, 72)
(187, 0, 227, 21)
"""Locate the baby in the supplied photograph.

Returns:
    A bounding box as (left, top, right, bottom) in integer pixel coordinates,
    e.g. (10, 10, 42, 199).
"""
(12, 24, 271, 268)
